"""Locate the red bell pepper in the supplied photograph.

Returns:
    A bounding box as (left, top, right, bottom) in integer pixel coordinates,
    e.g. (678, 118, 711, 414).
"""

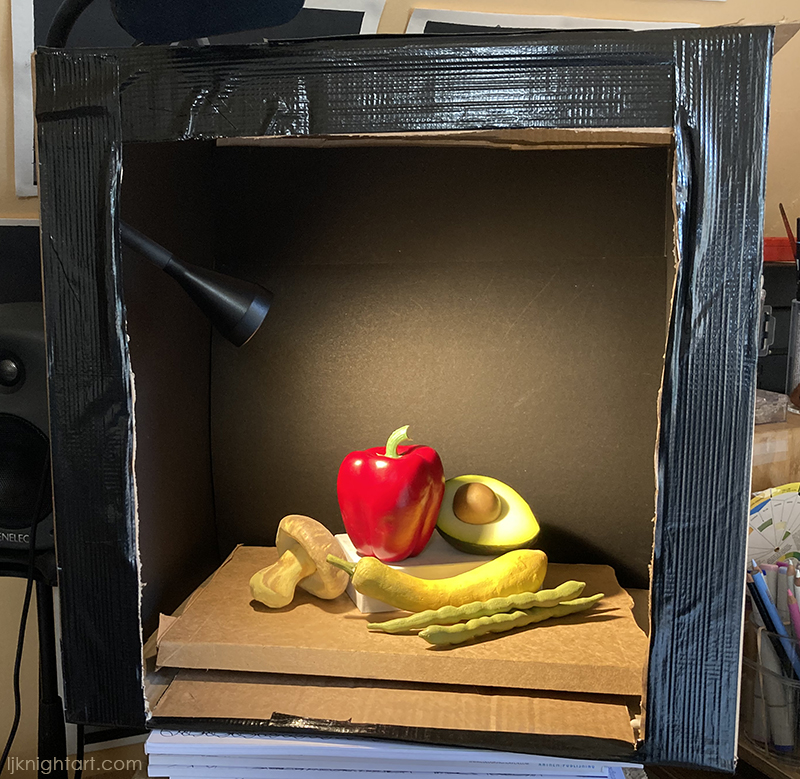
(337, 425, 445, 563)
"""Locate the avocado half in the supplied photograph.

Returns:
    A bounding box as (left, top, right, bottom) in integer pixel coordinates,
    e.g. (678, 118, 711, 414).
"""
(436, 475, 540, 555)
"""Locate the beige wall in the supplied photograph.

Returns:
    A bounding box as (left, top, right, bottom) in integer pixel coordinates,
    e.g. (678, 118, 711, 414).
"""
(0, 0, 37, 221)
(1, 0, 799, 231)
(0, 579, 40, 778)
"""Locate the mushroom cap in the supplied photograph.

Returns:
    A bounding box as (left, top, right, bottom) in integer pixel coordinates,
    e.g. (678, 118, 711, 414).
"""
(275, 515, 348, 599)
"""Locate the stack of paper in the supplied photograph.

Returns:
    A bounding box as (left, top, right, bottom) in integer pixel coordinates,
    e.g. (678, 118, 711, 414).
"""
(145, 731, 643, 779)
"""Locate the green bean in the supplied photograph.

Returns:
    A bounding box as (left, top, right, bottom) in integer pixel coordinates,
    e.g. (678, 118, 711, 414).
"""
(367, 581, 586, 634)
(418, 593, 604, 646)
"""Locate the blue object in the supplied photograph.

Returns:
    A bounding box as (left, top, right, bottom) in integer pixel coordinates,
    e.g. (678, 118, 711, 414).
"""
(751, 565, 800, 679)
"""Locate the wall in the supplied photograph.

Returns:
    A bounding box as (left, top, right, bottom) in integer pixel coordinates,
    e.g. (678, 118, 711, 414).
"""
(0, 580, 39, 779)
(1, 0, 799, 231)
(0, 0, 37, 221)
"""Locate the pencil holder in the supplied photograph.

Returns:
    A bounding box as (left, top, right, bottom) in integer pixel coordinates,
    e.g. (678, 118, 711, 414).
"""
(741, 616, 800, 763)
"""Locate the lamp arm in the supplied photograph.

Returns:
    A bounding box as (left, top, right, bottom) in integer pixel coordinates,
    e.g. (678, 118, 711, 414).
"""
(120, 222, 173, 270)
(45, 0, 100, 47)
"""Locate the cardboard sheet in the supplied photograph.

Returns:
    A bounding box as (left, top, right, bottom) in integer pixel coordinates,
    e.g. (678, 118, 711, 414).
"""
(218, 127, 673, 150)
(751, 414, 800, 492)
(156, 546, 648, 696)
(152, 669, 636, 745)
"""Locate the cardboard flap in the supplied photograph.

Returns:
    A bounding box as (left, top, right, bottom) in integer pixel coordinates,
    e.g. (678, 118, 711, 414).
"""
(773, 21, 800, 53)
(150, 669, 636, 758)
(218, 127, 673, 150)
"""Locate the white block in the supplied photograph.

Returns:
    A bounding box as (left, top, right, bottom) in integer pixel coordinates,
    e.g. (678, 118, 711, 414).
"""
(335, 532, 493, 613)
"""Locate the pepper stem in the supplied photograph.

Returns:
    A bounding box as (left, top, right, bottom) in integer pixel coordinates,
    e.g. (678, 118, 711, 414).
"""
(384, 425, 411, 459)
(326, 554, 356, 577)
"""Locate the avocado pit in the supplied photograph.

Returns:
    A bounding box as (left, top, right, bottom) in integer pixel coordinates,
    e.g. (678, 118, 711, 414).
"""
(453, 482, 502, 525)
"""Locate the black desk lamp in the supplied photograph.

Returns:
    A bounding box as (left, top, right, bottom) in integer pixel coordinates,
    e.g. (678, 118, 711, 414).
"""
(120, 223, 273, 347)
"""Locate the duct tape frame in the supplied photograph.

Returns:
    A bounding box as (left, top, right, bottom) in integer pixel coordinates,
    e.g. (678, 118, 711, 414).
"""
(34, 27, 773, 770)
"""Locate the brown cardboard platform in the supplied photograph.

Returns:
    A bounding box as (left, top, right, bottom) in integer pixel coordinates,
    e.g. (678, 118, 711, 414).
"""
(156, 546, 648, 697)
(151, 669, 636, 746)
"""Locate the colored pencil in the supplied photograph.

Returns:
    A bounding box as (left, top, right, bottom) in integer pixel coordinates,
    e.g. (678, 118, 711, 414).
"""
(778, 568, 791, 625)
(788, 590, 800, 645)
(750, 566, 800, 679)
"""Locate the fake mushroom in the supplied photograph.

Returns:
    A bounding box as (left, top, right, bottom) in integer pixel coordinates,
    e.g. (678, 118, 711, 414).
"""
(249, 515, 349, 608)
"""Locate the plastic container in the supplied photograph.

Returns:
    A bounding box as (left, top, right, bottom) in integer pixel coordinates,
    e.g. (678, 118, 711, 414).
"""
(755, 388, 789, 425)
(742, 609, 800, 763)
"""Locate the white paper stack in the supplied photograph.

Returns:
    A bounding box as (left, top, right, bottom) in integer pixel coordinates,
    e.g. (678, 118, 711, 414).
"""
(145, 730, 643, 779)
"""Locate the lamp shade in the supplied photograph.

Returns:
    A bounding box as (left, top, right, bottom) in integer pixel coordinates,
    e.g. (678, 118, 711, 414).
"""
(120, 222, 272, 347)
(111, 0, 305, 44)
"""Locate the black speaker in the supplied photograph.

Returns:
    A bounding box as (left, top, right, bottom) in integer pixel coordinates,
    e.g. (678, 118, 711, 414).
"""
(0, 302, 53, 550)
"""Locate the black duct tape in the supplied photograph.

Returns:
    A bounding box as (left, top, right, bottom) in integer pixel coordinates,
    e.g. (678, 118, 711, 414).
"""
(34, 26, 773, 770)
(147, 712, 638, 763)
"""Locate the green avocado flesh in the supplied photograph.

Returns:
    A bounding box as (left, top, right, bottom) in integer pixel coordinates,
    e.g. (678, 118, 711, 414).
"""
(436, 475, 540, 555)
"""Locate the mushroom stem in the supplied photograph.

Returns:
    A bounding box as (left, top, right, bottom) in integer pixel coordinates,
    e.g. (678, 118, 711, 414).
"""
(250, 547, 317, 608)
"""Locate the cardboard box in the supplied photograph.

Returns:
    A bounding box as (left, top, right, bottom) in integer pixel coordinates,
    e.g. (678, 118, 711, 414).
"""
(752, 414, 800, 492)
(34, 25, 782, 770)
